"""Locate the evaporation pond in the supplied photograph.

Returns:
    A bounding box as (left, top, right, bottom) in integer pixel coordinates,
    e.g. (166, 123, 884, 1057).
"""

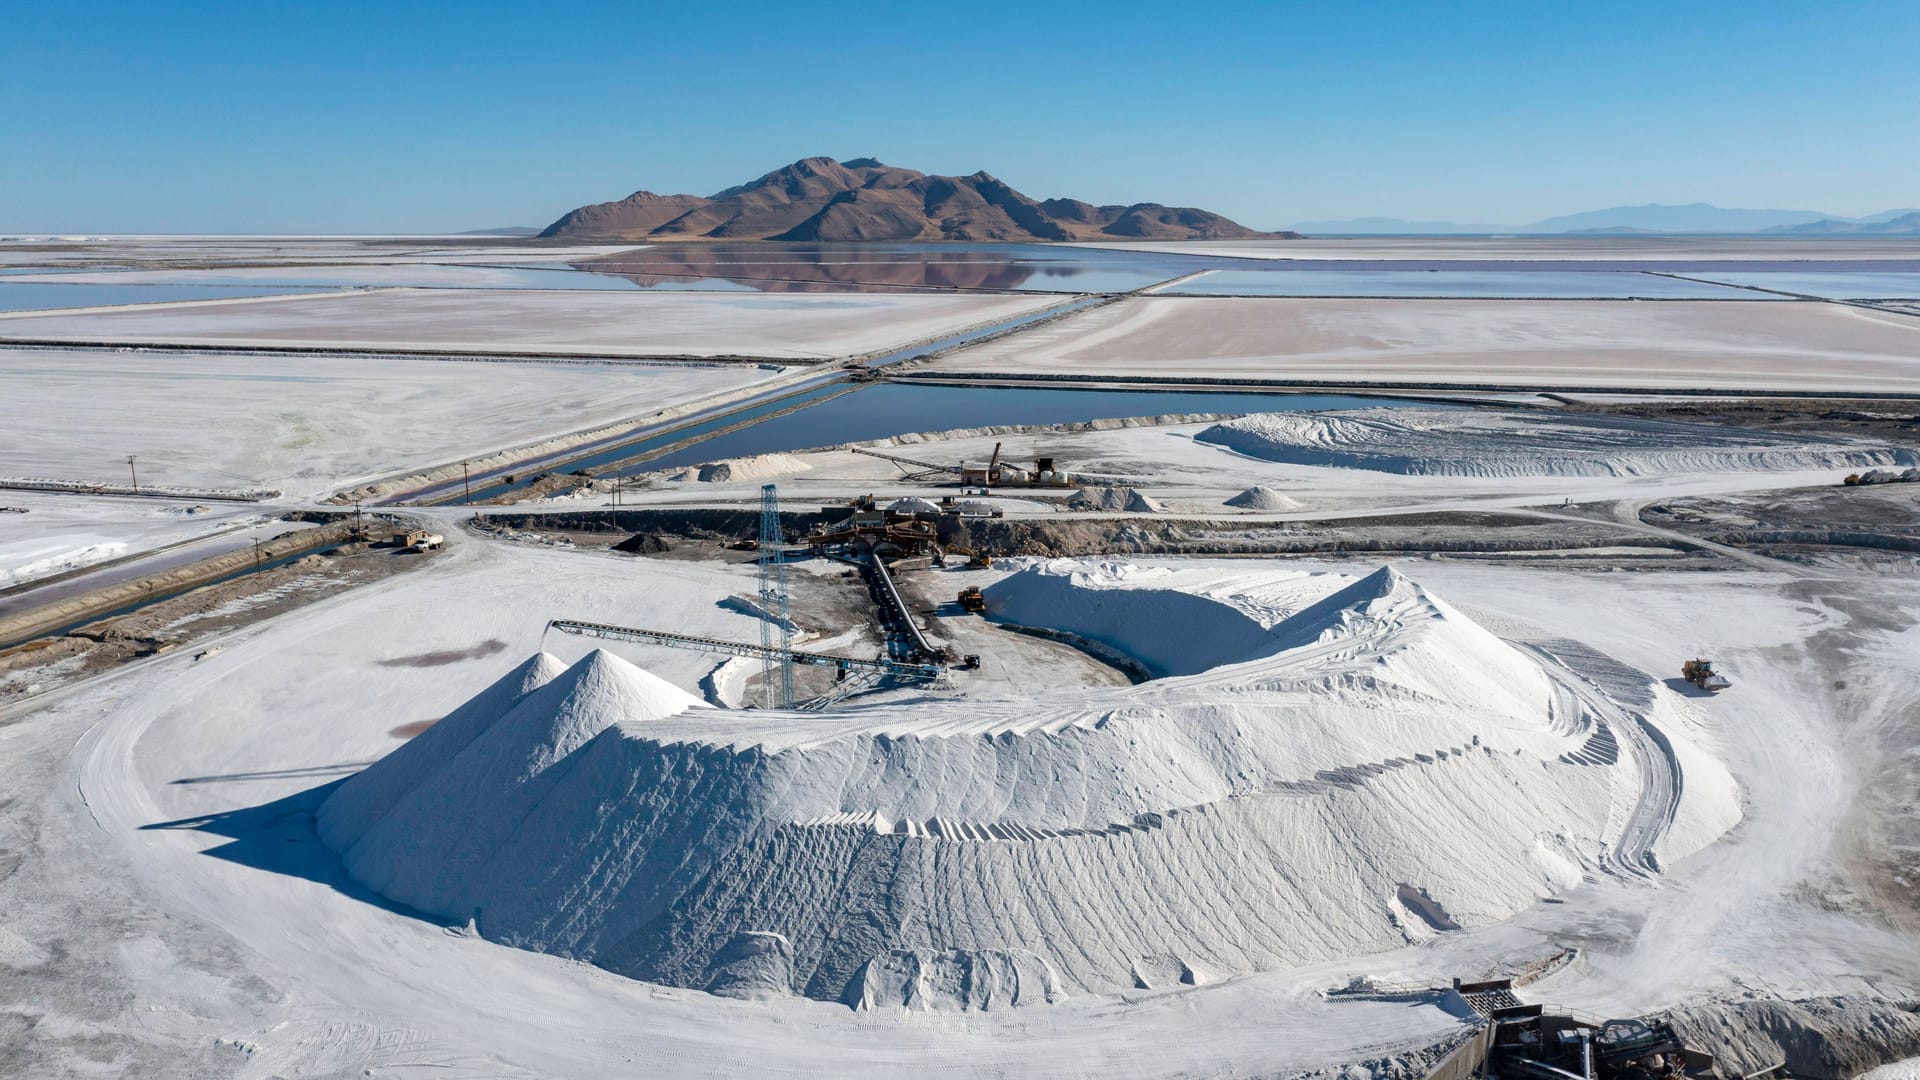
(1685, 272, 1920, 299)
(630, 383, 1419, 473)
(0, 282, 337, 312)
(1161, 270, 1765, 299)
(0, 266, 653, 291)
(572, 242, 1207, 294)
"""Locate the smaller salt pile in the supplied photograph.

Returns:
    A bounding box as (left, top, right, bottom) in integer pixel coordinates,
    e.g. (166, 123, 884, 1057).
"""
(1224, 485, 1303, 511)
(1069, 485, 1163, 512)
(658, 453, 812, 483)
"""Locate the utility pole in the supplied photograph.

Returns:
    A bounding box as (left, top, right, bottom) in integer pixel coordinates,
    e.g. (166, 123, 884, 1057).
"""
(126, 455, 138, 494)
(252, 538, 263, 570)
(462, 461, 471, 505)
(351, 498, 363, 540)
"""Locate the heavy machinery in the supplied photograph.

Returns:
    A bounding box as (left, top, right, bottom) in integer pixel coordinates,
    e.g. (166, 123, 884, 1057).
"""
(957, 586, 987, 613)
(1681, 658, 1731, 692)
(852, 440, 1072, 490)
(942, 544, 994, 569)
(848, 446, 961, 483)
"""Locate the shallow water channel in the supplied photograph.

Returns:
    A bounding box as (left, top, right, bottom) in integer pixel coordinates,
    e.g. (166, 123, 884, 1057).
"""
(455, 382, 1417, 503)
(612, 383, 1411, 475)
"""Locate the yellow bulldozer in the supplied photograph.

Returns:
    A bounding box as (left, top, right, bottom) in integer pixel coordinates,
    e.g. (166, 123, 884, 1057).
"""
(957, 586, 987, 613)
(1681, 658, 1731, 692)
(944, 544, 994, 569)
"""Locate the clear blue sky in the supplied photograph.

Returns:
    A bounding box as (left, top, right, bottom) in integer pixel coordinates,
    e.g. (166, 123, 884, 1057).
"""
(5, 0, 1917, 233)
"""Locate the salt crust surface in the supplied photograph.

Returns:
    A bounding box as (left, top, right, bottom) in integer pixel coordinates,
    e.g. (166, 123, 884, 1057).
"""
(0, 289, 1060, 360)
(926, 296, 1920, 392)
(0, 346, 782, 500)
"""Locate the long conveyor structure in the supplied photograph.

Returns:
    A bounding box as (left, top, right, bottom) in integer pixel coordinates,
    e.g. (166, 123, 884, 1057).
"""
(545, 619, 945, 683)
(857, 553, 941, 662)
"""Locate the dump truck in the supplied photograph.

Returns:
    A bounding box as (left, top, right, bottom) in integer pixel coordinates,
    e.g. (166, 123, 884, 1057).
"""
(1681, 658, 1731, 692)
(392, 529, 444, 552)
(957, 586, 987, 613)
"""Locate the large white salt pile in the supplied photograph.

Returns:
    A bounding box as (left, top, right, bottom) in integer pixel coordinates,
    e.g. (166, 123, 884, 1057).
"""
(1224, 485, 1304, 511)
(316, 652, 566, 853)
(324, 563, 1739, 1010)
(326, 649, 704, 915)
(1197, 408, 1917, 477)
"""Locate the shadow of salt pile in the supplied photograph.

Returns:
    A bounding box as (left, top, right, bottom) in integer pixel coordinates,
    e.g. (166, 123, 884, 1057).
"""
(980, 561, 1281, 677)
(142, 650, 589, 925)
(141, 779, 454, 925)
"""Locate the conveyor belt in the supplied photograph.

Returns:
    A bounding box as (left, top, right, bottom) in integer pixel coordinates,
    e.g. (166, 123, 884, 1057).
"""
(546, 619, 943, 681)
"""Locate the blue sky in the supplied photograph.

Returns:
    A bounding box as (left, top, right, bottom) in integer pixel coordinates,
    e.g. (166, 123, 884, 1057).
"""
(4, 1, 1917, 233)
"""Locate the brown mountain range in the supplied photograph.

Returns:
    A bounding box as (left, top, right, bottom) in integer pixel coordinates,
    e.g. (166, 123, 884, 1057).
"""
(539, 157, 1289, 242)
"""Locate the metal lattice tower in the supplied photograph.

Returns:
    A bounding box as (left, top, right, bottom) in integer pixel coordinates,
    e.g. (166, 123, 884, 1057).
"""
(758, 483, 794, 708)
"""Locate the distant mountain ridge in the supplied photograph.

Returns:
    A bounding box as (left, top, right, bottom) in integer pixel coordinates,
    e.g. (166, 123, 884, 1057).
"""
(1290, 203, 1920, 235)
(541, 157, 1288, 242)
(1525, 203, 1834, 233)
(1287, 216, 1509, 235)
(1765, 211, 1920, 235)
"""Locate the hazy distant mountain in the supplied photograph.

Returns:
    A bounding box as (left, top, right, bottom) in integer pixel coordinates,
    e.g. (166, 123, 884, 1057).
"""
(1521, 203, 1839, 233)
(455, 226, 540, 236)
(1286, 216, 1508, 234)
(1765, 211, 1920, 235)
(542, 157, 1290, 242)
(1285, 203, 1919, 235)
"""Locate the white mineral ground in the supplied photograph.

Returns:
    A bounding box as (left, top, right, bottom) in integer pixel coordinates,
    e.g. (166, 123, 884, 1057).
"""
(0, 346, 790, 502)
(0, 493, 273, 589)
(9, 534, 1917, 1076)
(922, 296, 1920, 393)
(0, 289, 1061, 360)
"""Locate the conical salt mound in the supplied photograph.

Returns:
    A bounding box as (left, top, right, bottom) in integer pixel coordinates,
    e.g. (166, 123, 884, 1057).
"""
(337, 649, 704, 914)
(1123, 489, 1163, 513)
(1265, 566, 1417, 653)
(1263, 566, 1549, 720)
(465, 648, 706, 783)
(1224, 485, 1302, 511)
(317, 651, 565, 853)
